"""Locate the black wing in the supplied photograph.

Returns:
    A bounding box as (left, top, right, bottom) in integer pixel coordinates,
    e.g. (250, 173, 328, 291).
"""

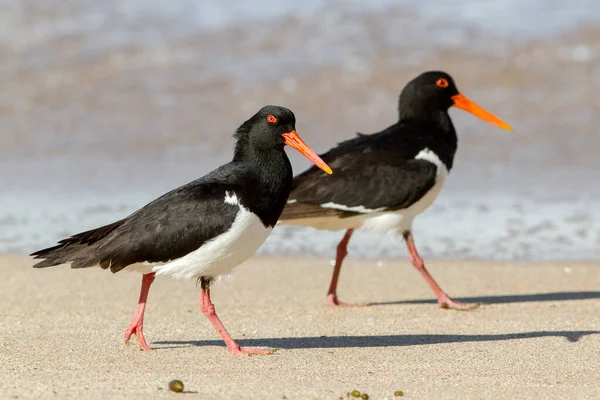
(31, 164, 251, 273)
(281, 125, 438, 220)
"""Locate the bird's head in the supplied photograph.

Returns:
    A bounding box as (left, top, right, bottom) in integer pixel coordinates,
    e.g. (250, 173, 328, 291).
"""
(399, 71, 512, 131)
(234, 105, 332, 174)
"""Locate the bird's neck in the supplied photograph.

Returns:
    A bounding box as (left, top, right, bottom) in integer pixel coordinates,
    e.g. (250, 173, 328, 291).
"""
(234, 147, 293, 227)
(398, 110, 458, 170)
(400, 107, 451, 130)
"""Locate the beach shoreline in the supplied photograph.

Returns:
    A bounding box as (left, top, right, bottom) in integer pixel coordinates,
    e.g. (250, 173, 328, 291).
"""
(2, 3, 600, 260)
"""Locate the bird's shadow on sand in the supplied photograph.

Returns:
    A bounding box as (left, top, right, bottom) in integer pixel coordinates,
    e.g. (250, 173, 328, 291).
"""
(154, 291, 600, 350)
(368, 291, 600, 306)
(154, 330, 599, 350)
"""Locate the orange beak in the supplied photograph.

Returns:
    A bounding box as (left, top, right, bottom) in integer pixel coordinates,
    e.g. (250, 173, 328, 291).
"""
(282, 130, 333, 174)
(451, 94, 513, 131)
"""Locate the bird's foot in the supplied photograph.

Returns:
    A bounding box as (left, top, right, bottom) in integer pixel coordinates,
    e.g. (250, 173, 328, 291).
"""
(124, 323, 152, 351)
(327, 294, 367, 308)
(438, 296, 480, 311)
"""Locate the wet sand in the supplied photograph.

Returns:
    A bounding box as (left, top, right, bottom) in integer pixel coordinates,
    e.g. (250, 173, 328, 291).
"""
(1, 255, 599, 399)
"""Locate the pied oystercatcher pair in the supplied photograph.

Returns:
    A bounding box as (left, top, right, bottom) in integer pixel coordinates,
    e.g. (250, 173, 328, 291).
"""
(31, 106, 332, 355)
(280, 71, 512, 309)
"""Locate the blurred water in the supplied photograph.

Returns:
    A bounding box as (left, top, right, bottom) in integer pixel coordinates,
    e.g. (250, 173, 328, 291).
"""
(1, 0, 599, 259)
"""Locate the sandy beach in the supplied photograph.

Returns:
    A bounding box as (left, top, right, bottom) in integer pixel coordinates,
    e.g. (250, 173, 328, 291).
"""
(2, 2, 599, 399)
(1, 255, 599, 399)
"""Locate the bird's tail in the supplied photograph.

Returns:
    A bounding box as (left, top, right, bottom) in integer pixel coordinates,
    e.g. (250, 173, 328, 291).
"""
(31, 219, 124, 268)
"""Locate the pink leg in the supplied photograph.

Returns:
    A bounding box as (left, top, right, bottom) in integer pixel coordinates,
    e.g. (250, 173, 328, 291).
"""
(403, 231, 478, 310)
(200, 278, 274, 355)
(124, 272, 155, 351)
(327, 229, 364, 307)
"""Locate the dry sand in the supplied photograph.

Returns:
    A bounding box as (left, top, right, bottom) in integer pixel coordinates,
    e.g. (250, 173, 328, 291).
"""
(1, 255, 599, 399)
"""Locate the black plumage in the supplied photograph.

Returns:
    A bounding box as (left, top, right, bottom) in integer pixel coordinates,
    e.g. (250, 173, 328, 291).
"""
(32, 106, 297, 273)
(282, 124, 451, 219)
(283, 71, 459, 220)
(31, 181, 242, 272)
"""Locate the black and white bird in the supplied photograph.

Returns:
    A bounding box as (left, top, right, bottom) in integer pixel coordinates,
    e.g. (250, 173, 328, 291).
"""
(31, 105, 332, 355)
(280, 71, 512, 309)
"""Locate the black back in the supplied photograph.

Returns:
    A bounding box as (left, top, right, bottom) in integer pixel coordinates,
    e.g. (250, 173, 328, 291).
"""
(32, 105, 298, 272)
(281, 71, 459, 219)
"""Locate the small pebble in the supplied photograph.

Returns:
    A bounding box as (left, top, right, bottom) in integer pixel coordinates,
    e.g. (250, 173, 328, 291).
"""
(394, 390, 404, 397)
(168, 380, 184, 393)
(351, 390, 361, 398)
(361, 394, 369, 400)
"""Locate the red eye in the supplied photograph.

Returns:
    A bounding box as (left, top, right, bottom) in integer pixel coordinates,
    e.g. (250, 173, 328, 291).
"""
(267, 114, 278, 124)
(436, 78, 449, 88)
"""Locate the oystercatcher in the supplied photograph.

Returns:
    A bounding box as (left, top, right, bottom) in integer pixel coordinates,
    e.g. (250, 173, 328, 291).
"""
(31, 105, 332, 354)
(280, 71, 512, 309)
